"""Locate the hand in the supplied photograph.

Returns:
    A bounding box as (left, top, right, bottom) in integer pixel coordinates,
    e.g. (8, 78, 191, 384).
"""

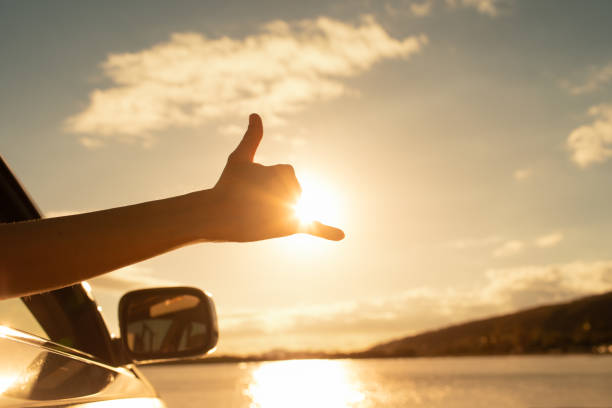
(211, 114, 344, 242)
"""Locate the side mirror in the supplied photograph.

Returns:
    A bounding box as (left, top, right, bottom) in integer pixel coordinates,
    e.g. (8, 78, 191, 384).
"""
(118, 287, 218, 363)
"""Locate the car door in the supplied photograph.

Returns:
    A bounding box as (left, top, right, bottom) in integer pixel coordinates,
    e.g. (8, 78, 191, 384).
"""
(0, 326, 164, 408)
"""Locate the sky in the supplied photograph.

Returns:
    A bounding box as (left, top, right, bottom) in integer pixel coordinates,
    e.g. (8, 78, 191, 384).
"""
(2, 0, 612, 354)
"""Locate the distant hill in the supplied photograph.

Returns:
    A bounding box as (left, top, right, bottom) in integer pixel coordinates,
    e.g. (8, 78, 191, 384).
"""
(360, 291, 612, 358)
(157, 291, 612, 366)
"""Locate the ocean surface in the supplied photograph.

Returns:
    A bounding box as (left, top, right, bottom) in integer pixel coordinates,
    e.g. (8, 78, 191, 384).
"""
(141, 355, 612, 408)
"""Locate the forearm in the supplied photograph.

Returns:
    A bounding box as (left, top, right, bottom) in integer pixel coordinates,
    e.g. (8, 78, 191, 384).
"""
(0, 189, 220, 299)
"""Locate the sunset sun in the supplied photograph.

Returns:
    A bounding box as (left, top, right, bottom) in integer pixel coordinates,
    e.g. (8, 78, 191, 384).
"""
(293, 172, 341, 228)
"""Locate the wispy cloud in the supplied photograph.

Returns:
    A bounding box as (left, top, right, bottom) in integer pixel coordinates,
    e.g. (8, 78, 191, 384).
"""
(411, 0, 434, 17)
(445, 0, 503, 17)
(567, 104, 612, 168)
(534, 232, 564, 248)
(450, 232, 563, 257)
(65, 16, 427, 147)
(492, 239, 524, 257)
(385, 0, 505, 18)
(561, 62, 612, 95)
(481, 261, 612, 309)
(218, 260, 612, 353)
(88, 265, 180, 292)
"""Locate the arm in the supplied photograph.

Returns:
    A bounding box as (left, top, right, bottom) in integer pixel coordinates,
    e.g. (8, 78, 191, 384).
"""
(0, 114, 344, 299)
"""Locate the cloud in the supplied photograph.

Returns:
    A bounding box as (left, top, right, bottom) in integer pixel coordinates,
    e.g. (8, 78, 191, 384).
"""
(88, 265, 180, 292)
(65, 16, 427, 146)
(534, 232, 563, 248)
(567, 104, 612, 168)
(492, 239, 524, 257)
(481, 261, 612, 309)
(445, 0, 502, 17)
(411, 0, 434, 16)
(386, 0, 504, 18)
(217, 260, 612, 353)
(450, 232, 563, 255)
(492, 233, 563, 257)
(513, 168, 531, 181)
(562, 62, 612, 95)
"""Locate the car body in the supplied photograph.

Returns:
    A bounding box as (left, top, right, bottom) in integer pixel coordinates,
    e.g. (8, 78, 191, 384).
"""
(0, 156, 218, 407)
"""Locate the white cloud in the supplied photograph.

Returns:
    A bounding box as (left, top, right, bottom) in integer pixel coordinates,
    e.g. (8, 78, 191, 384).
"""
(411, 0, 434, 17)
(567, 104, 612, 168)
(445, 0, 502, 17)
(65, 16, 427, 146)
(562, 62, 612, 95)
(513, 168, 531, 181)
(216, 260, 612, 353)
(492, 239, 524, 257)
(534, 232, 563, 248)
(481, 261, 612, 309)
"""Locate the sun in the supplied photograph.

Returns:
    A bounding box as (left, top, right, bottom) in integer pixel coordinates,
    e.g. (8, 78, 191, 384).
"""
(293, 171, 340, 227)
(293, 193, 320, 225)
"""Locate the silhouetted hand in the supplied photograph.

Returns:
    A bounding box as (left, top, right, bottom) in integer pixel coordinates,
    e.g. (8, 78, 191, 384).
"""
(212, 114, 344, 242)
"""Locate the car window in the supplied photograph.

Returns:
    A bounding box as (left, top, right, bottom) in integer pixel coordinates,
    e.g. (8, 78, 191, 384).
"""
(0, 297, 49, 339)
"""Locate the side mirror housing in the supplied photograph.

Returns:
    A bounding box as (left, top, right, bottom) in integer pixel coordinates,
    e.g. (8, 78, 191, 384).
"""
(118, 287, 218, 364)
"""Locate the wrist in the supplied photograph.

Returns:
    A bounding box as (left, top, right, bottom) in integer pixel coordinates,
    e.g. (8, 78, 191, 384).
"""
(184, 188, 227, 242)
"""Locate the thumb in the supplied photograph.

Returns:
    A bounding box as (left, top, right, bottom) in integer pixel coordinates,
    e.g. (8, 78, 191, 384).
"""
(302, 221, 345, 241)
(229, 113, 263, 163)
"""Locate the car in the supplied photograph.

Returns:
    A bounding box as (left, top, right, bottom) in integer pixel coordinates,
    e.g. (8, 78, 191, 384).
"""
(0, 155, 219, 408)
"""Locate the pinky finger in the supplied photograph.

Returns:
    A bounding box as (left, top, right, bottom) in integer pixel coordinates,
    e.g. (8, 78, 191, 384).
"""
(303, 221, 345, 241)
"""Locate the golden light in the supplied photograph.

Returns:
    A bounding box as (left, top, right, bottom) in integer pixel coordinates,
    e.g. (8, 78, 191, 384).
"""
(246, 360, 364, 408)
(293, 172, 341, 227)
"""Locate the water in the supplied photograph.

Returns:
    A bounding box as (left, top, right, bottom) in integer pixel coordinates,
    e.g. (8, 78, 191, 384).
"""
(141, 355, 612, 408)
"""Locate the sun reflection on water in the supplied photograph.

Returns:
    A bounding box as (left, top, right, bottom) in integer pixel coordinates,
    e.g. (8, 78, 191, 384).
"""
(246, 360, 365, 408)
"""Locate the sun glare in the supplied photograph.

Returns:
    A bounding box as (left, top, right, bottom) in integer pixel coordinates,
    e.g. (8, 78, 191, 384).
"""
(293, 172, 341, 227)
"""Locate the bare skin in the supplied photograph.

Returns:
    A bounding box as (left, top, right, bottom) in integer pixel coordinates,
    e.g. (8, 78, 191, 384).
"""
(0, 114, 344, 300)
